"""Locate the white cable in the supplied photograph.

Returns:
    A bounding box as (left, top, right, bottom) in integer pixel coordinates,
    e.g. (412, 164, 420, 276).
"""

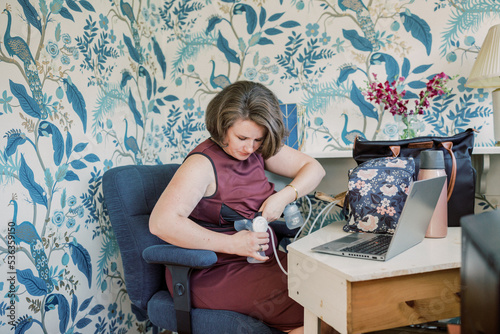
(319, 200, 338, 230)
(307, 201, 334, 235)
(307, 201, 337, 236)
(267, 197, 340, 276)
(293, 195, 313, 242)
(268, 227, 288, 276)
(303, 195, 313, 223)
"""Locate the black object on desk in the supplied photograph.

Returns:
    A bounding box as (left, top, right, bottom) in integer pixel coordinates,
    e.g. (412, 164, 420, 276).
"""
(461, 209, 500, 334)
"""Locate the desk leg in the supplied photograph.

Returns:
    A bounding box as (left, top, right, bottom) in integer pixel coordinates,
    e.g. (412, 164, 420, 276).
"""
(304, 308, 320, 334)
(304, 309, 340, 334)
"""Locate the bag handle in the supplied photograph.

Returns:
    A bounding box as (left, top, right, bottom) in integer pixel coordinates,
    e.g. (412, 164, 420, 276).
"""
(389, 146, 400, 157)
(440, 142, 456, 201)
(389, 141, 457, 201)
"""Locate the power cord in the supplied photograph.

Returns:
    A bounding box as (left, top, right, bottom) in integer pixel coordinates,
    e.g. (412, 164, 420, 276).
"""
(306, 200, 338, 236)
(292, 195, 313, 242)
(268, 227, 288, 276)
(269, 195, 339, 276)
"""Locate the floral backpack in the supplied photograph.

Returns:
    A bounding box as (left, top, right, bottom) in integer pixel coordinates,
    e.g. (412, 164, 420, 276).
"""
(343, 157, 416, 234)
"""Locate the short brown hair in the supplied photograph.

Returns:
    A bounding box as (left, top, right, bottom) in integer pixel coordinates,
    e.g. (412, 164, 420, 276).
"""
(205, 81, 288, 159)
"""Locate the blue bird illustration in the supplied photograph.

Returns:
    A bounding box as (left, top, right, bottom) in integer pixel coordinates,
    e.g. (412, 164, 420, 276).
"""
(120, 0, 143, 63)
(3, 5, 43, 108)
(341, 113, 365, 146)
(9, 195, 53, 293)
(338, 0, 379, 51)
(120, 0, 134, 22)
(209, 60, 231, 89)
(123, 118, 140, 157)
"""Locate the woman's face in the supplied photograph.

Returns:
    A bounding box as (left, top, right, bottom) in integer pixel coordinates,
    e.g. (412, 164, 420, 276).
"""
(222, 119, 266, 160)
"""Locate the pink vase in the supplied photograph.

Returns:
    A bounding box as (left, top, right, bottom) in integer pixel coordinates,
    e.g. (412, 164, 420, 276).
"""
(417, 151, 448, 238)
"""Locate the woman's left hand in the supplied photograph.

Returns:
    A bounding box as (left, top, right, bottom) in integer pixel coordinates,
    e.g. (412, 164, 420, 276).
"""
(258, 192, 287, 222)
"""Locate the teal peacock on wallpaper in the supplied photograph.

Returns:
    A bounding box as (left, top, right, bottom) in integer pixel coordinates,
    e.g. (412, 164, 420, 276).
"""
(3, 5, 43, 109)
(283, 0, 498, 149)
(0, 1, 150, 333)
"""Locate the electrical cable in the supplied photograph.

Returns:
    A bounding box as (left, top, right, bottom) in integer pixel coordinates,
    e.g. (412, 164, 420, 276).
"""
(268, 226, 288, 276)
(307, 200, 337, 236)
(293, 195, 313, 242)
(268, 196, 314, 276)
(265, 195, 339, 277)
(319, 201, 338, 230)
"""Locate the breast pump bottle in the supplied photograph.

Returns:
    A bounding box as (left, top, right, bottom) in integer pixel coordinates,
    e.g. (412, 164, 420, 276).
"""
(234, 216, 269, 263)
(417, 150, 448, 238)
(283, 202, 305, 229)
(248, 216, 268, 263)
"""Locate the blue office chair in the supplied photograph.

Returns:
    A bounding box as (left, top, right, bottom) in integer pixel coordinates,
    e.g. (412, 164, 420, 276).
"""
(102, 164, 286, 334)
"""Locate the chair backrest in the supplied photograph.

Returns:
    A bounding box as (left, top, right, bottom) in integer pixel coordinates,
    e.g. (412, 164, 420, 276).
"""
(103, 164, 180, 311)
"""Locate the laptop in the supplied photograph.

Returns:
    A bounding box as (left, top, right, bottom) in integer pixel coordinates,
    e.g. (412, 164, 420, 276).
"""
(311, 176, 447, 261)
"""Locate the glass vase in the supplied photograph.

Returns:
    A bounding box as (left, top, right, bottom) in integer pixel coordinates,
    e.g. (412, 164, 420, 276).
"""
(396, 114, 423, 139)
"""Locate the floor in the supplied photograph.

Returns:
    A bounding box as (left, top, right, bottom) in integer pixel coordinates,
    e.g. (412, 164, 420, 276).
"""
(367, 321, 457, 333)
(320, 320, 456, 334)
(368, 327, 446, 333)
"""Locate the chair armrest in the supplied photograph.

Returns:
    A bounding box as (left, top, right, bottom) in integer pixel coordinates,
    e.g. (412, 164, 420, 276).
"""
(143, 244, 218, 333)
(142, 244, 217, 269)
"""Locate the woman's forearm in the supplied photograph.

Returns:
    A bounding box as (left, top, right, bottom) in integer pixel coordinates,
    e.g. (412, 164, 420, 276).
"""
(150, 213, 233, 253)
(285, 160, 326, 200)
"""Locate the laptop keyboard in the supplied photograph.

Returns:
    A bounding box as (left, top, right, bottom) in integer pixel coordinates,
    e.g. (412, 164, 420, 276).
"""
(340, 234, 393, 255)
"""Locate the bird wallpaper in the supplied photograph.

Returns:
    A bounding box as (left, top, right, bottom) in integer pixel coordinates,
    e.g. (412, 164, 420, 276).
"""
(1, 0, 499, 333)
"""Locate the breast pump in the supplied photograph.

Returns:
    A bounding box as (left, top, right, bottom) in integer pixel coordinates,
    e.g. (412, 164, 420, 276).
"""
(283, 202, 305, 229)
(234, 216, 269, 263)
(234, 202, 304, 272)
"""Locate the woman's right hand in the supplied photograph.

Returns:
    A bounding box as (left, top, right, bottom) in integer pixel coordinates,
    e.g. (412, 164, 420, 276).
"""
(232, 230, 270, 261)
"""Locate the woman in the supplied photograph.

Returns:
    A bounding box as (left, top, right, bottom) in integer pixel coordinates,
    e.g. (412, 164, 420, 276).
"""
(150, 81, 325, 333)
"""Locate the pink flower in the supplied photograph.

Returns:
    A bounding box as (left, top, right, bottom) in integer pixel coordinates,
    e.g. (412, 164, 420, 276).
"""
(364, 72, 455, 119)
(386, 159, 408, 168)
(380, 184, 398, 196)
(355, 180, 366, 189)
(359, 215, 379, 232)
(358, 169, 377, 180)
(386, 207, 396, 216)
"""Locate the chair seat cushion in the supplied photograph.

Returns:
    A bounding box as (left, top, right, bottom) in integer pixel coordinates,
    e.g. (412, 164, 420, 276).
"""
(148, 290, 282, 334)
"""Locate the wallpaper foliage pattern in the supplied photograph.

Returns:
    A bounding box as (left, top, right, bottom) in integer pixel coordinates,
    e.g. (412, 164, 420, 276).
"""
(1, 0, 499, 333)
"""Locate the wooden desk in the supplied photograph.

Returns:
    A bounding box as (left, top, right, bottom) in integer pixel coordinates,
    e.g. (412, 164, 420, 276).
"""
(287, 222, 461, 334)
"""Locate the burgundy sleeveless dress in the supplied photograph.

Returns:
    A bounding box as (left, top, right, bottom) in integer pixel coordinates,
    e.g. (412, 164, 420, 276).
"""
(165, 139, 304, 331)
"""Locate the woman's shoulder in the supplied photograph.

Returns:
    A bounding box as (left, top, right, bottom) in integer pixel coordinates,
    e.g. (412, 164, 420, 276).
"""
(189, 138, 231, 161)
(184, 151, 213, 167)
(179, 153, 214, 182)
